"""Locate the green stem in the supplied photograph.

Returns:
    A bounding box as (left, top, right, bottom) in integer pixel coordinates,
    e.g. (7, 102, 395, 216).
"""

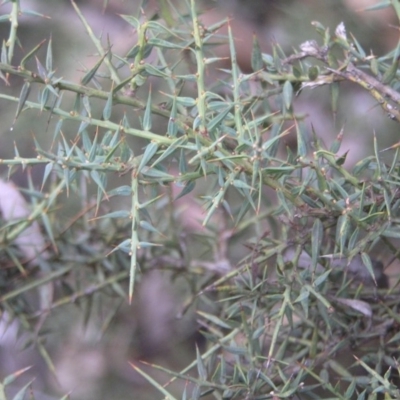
(190, 0, 207, 135)
(7, 0, 19, 64)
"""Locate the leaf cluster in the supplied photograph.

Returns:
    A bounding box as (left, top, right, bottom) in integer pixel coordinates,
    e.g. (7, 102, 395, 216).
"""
(1, 0, 400, 399)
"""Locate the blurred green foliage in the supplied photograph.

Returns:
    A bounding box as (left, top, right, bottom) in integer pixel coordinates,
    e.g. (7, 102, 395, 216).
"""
(1, 1, 400, 399)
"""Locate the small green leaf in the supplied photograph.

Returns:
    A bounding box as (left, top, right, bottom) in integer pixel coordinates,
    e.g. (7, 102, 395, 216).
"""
(350, 33, 366, 59)
(108, 185, 132, 196)
(112, 239, 131, 254)
(179, 149, 188, 174)
(311, 218, 323, 271)
(175, 96, 196, 107)
(283, 80, 293, 111)
(81, 51, 109, 85)
(197, 310, 232, 329)
(222, 344, 248, 355)
(120, 15, 140, 29)
(14, 82, 31, 121)
(142, 87, 152, 131)
(97, 210, 131, 219)
(46, 36, 53, 72)
(196, 346, 207, 380)
(141, 167, 174, 179)
(138, 142, 159, 173)
(39, 86, 50, 111)
(336, 215, 350, 254)
(207, 105, 232, 133)
(167, 97, 178, 137)
(11, 379, 34, 400)
(129, 362, 179, 400)
(35, 56, 47, 80)
(382, 60, 399, 84)
(370, 57, 379, 75)
(1, 40, 8, 64)
(361, 252, 377, 286)
(82, 95, 92, 118)
(296, 121, 308, 158)
(139, 220, 163, 235)
(148, 38, 184, 49)
(151, 136, 186, 168)
(90, 170, 107, 195)
(330, 127, 344, 154)
(103, 88, 113, 121)
(126, 44, 153, 59)
(314, 269, 331, 287)
(231, 179, 253, 190)
(3, 367, 32, 386)
(41, 162, 54, 189)
(352, 156, 374, 176)
(330, 82, 340, 116)
(175, 181, 195, 200)
(137, 241, 162, 248)
(308, 65, 319, 81)
(251, 34, 263, 71)
(144, 63, 169, 77)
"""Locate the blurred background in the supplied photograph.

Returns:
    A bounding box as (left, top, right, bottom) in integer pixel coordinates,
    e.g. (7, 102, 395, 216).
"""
(0, 1, 397, 399)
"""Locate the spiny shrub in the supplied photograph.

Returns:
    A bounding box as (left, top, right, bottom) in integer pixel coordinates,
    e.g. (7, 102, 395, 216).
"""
(1, 1, 400, 399)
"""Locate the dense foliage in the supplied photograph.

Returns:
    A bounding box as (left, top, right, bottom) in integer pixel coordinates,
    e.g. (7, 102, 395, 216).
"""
(1, 0, 400, 399)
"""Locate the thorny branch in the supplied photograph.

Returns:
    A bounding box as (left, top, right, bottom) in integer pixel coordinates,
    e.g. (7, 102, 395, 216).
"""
(283, 40, 400, 123)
